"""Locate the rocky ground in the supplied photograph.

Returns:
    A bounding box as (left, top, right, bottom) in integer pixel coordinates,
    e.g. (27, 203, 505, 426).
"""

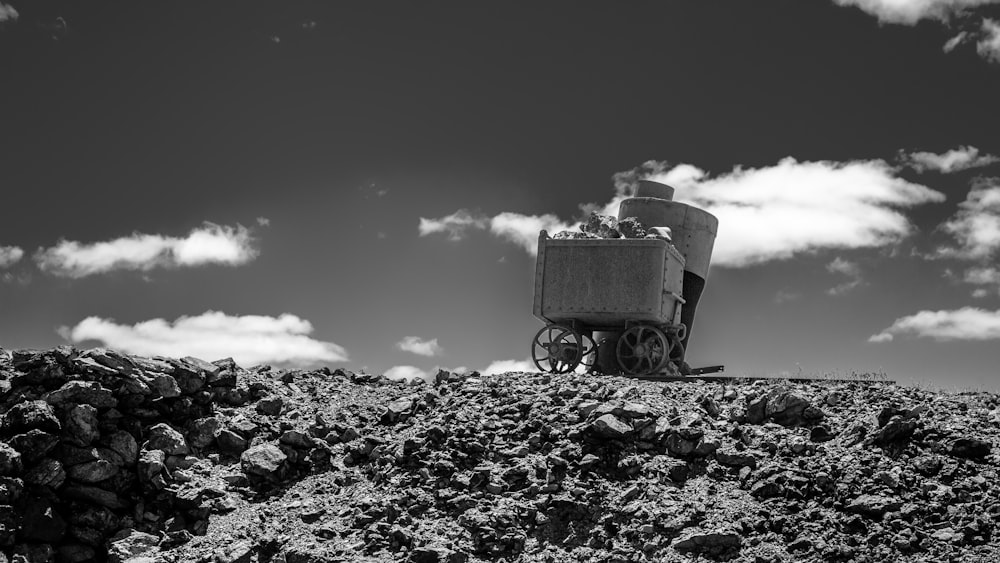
(1, 348, 999, 562)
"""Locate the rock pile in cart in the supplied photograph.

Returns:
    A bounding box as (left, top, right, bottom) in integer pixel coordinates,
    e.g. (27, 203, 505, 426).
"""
(1, 348, 999, 562)
(552, 212, 652, 240)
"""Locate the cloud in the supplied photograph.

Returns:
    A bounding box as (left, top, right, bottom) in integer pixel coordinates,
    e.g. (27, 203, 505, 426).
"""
(978, 18, 1000, 62)
(35, 222, 259, 277)
(826, 257, 864, 295)
(418, 209, 489, 241)
(488, 213, 577, 255)
(935, 178, 1000, 260)
(868, 332, 895, 343)
(396, 336, 443, 357)
(644, 157, 944, 267)
(964, 266, 1000, 284)
(423, 157, 943, 266)
(963, 266, 1000, 297)
(256, 217, 271, 227)
(420, 209, 577, 256)
(830, 0, 1000, 25)
(774, 289, 802, 304)
(62, 311, 347, 366)
(482, 359, 535, 376)
(869, 307, 1000, 341)
(0, 246, 23, 268)
(901, 146, 999, 173)
(944, 30, 970, 51)
(0, 2, 17, 23)
(383, 365, 431, 383)
(383, 364, 469, 383)
(832, 1, 1000, 64)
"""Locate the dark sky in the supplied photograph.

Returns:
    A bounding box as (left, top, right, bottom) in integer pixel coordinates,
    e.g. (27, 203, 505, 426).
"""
(1, 1, 999, 388)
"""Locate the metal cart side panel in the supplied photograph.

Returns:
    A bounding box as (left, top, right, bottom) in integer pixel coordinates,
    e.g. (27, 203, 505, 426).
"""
(533, 233, 685, 327)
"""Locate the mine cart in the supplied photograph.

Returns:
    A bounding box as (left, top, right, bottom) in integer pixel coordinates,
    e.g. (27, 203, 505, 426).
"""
(529, 178, 721, 377)
(531, 231, 689, 376)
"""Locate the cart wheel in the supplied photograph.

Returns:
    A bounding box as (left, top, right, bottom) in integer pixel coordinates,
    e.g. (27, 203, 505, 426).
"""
(579, 333, 598, 373)
(616, 325, 670, 375)
(531, 325, 583, 374)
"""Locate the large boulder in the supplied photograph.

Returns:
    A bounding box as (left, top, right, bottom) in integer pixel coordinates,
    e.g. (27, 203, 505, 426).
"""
(2, 400, 61, 434)
(847, 494, 903, 518)
(106, 430, 139, 466)
(673, 530, 742, 558)
(0, 444, 21, 476)
(241, 444, 287, 484)
(107, 529, 161, 563)
(8, 430, 60, 464)
(382, 397, 415, 425)
(950, 437, 991, 460)
(137, 448, 167, 485)
(66, 450, 120, 483)
(255, 397, 284, 417)
(24, 458, 66, 488)
(144, 424, 189, 456)
(746, 388, 824, 427)
(589, 414, 632, 440)
(65, 404, 101, 447)
(44, 381, 117, 409)
(147, 373, 182, 398)
(63, 484, 126, 509)
(188, 417, 221, 449)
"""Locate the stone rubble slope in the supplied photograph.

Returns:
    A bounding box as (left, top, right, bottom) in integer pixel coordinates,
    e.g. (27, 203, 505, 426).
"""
(1, 347, 999, 562)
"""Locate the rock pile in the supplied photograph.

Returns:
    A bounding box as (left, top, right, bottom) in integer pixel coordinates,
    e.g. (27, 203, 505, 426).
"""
(552, 213, 654, 240)
(0, 347, 268, 562)
(3, 348, 1000, 562)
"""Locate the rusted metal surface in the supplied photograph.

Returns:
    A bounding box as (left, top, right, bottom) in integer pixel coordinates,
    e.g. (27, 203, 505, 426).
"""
(617, 197, 718, 280)
(533, 232, 685, 327)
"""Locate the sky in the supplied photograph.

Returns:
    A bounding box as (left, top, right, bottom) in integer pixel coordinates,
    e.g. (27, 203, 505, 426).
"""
(1, 0, 999, 389)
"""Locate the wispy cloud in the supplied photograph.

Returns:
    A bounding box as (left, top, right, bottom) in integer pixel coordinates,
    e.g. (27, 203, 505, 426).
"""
(964, 266, 1000, 284)
(650, 158, 943, 267)
(61, 311, 347, 366)
(0, 246, 23, 268)
(826, 257, 864, 295)
(831, 1, 1000, 64)
(383, 365, 432, 383)
(774, 289, 802, 304)
(831, 0, 999, 25)
(935, 178, 1000, 260)
(418, 210, 489, 241)
(35, 222, 259, 278)
(422, 157, 943, 266)
(901, 146, 999, 173)
(396, 336, 443, 357)
(0, 2, 18, 23)
(489, 213, 577, 255)
(964, 266, 1000, 297)
(383, 364, 469, 383)
(482, 358, 535, 375)
(944, 31, 970, 51)
(978, 18, 1000, 62)
(869, 307, 1000, 342)
(420, 209, 576, 256)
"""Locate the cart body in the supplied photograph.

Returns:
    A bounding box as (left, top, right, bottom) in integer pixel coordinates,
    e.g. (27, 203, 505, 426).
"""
(532, 232, 686, 330)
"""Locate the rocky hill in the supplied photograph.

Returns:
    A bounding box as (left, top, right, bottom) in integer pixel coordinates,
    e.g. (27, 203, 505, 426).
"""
(1, 347, 998, 563)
